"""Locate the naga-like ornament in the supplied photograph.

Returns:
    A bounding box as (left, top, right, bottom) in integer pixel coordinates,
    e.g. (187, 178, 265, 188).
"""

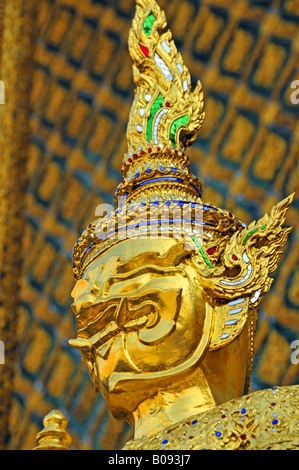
(67, 0, 298, 450)
(127, 0, 204, 153)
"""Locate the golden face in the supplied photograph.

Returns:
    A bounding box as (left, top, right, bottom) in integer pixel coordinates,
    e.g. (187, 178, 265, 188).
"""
(71, 238, 209, 412)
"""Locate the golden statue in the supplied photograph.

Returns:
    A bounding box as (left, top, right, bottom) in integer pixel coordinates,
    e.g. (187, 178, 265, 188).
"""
(65, 0, 298, 450)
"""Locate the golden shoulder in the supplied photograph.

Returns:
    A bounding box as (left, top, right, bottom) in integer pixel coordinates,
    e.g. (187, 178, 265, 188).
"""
(123, 385, 299, 450)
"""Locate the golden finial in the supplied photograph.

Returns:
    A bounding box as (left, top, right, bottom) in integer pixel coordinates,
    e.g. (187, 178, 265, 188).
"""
(126, 0, 205, 155)
(33, 410, 72, 450)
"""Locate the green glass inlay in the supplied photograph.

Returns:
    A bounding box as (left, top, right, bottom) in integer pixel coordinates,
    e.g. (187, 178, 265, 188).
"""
(143, 12, 156, 36)
(192, 237, 214, 268)
(147, 94, 163, 142)
(243, 224, 267, 245)
(170, 115, 189, 147)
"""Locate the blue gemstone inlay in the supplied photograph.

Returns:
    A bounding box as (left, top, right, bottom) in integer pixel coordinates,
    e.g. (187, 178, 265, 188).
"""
(190, 183, 202, 196)
(191, 420, 198, 425)
(98, 218, 215, 242)
(272, 419, 278, 425)
(80, 243, 95, 261)
(146, 169, 152, 173)
(162, 440, 168, 444)
(241, 408, 246, 414)
(215, 432, 222, 437)
(134, 177, 184, 190)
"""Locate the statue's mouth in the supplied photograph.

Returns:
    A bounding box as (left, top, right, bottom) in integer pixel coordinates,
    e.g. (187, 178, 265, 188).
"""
(69, 294, 160, 353)
(69, 281, 185, 358)
(92, 302, 157, 349)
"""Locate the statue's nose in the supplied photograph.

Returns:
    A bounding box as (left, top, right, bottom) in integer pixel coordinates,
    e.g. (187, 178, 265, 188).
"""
(71, 279, 89, 302)
(71, 279, 101, 315)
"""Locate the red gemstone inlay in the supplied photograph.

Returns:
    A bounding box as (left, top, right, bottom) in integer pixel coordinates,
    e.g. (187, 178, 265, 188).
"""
(133, 154, 137, 159)
(240, 434, 246, 440)
(166, 102, 170, 107)
(232, 254, 237, 260)
(141, 151, 145, 155)
(122, 180, 125, 184)
(207, 247, 216, 255)
(139, 44, 149, 57)
(128, 158, 132, 163)
(148, 148, 152, 152)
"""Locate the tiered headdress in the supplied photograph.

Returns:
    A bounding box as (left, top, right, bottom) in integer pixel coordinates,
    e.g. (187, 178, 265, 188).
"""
(72, 0, 293, 300)
(72, 0, 247, 280)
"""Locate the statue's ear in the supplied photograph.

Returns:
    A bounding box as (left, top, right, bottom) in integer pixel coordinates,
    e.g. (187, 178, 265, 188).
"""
(200, 194, 294, 304)
(208, 298, 250, 350)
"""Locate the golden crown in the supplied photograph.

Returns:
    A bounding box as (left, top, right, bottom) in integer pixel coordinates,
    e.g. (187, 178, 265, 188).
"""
(71, 0, 245, 280)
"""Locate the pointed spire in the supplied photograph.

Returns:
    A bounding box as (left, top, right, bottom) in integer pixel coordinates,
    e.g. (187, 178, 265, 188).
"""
(33, 410, 72, 450)
(71, 0, 207, 281)
(115, 0, 205, 207)
(126, 0, 205, 158)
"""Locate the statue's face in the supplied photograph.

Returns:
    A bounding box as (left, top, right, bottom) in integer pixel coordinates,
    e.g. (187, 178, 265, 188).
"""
(71, 238, 209, 413)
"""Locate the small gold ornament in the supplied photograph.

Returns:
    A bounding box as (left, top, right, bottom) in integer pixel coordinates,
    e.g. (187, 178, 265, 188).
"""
(33, 410, 72, 451)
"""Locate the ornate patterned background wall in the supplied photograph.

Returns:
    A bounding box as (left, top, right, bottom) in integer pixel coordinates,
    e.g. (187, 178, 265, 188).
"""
(0, 0, 298, 450)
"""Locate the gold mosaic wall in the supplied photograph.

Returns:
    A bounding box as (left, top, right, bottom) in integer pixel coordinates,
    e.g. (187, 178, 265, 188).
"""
(0, 0, 298, 450)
